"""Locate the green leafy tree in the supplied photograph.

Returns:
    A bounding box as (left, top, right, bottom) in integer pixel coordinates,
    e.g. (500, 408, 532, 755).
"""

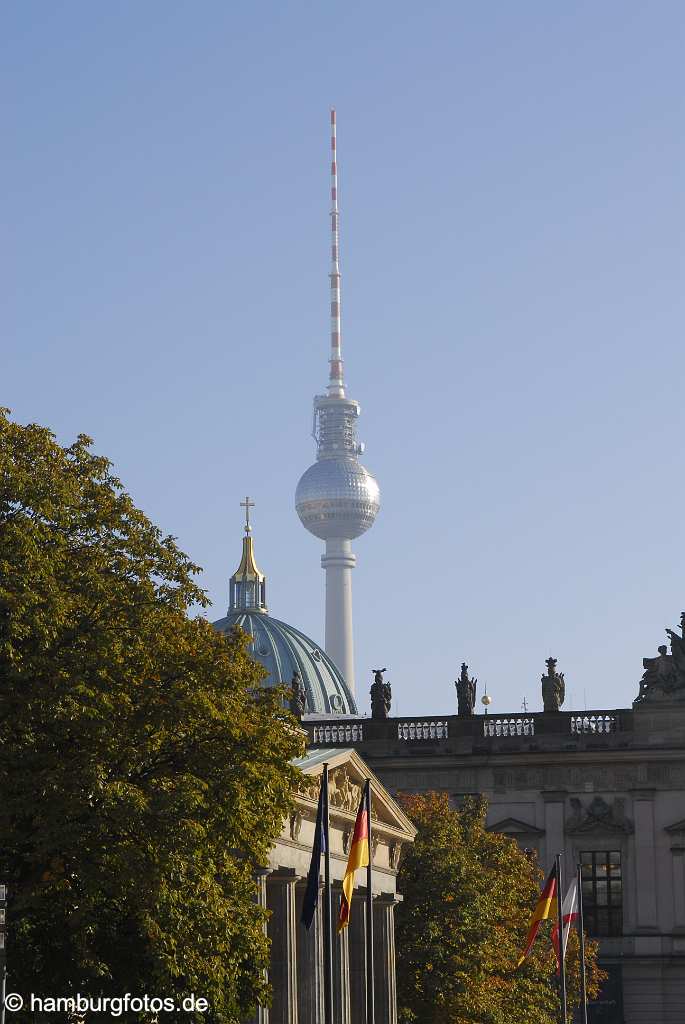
(0, 410, 304, 1021)
(396, 792, 603, 1024)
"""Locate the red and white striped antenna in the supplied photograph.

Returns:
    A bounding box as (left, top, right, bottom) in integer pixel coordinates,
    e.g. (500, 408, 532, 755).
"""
(328, 108, 345, 396)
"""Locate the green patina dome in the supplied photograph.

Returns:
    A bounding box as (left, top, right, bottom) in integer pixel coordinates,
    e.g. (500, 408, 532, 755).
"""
(212, 504, 356, 715)
(212, 610, 356, 715)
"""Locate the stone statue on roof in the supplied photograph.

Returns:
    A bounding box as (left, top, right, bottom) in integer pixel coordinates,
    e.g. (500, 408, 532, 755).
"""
(666, 612, 685, 677)
(371, 668, 392, 719)
(455, 662, 477, 717)
(636, 613, 685, 703)
(542, 657, 565, 712)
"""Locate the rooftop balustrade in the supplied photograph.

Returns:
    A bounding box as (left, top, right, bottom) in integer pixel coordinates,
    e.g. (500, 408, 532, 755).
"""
(397, 720, 449, 741)
(311, 722, 364, 745)
(483, 716, 535, 738)
(304, 708, 632, 748)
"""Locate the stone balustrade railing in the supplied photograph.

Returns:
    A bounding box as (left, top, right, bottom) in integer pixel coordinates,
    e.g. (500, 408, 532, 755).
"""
(311, 722, 364, 745)
(397, 720, 449, 741)
(483, 717, 535, 738)
(570, 714, 617, 734)
(305, 708, 631, 748)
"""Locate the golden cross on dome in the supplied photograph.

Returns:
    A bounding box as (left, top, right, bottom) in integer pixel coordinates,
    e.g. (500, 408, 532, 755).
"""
(240, 496, 255, 534)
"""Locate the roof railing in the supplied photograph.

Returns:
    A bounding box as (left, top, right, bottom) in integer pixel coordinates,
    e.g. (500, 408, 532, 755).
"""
(305, 708, 631, 746)
(397, 720, 449, 741)
(483, 716, 535, 738)
(311, 722, 364, 745)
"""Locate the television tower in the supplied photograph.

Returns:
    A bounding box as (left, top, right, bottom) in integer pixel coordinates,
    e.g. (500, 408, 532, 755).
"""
(295, 110, 380, 696)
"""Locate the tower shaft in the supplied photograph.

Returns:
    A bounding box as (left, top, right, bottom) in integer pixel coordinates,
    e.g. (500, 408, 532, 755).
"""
(322, 539, 356, 694)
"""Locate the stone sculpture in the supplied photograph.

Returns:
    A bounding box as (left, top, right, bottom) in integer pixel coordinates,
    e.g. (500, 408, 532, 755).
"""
(329, 767, 362, 812)
(566, 796, 633, 834)
(297, 775, 322, 802)
(541, 656, 565, 712)
(371, 668, 392, 719)
(289, 670, 307, 719)
(637, 613, 685, 703)
(289, 811, 303, 841)
(455, 662, 477, 716)
(389, 842, 403, 870)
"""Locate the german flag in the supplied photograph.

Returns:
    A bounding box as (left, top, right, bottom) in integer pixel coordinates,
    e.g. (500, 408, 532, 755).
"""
(337, 782, 370, 932)
(516, 862, 558, 967)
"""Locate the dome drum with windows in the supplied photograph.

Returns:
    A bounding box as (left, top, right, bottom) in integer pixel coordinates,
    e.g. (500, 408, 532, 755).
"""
(213, 499, 357, 716)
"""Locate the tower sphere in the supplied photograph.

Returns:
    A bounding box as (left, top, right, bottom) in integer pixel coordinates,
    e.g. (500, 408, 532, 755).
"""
(296, 458, 380, 541)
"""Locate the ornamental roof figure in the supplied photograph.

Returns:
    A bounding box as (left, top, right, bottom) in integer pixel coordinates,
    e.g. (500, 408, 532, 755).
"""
(636, 611, 685, 704)
(541, 656, 565, 712)
(455, 663, 477, 717)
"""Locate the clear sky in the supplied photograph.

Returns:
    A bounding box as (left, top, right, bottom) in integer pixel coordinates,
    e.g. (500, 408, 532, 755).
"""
(5, 2, 684, 716)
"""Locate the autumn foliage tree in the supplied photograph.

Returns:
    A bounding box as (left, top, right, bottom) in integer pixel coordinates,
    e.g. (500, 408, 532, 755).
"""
(0, 410, 303, 1021)
(396, 792, 603, 1024)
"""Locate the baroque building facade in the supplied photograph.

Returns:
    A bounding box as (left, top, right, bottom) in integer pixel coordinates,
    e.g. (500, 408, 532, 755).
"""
(303, 617, 685, 1024)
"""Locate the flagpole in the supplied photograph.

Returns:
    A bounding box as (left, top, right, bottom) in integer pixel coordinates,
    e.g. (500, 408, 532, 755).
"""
(323, 766, 334, 1024)
(365, 779, 375, 1024)
(555, 854, 568, 1024)
(576, 862, 588, 1024)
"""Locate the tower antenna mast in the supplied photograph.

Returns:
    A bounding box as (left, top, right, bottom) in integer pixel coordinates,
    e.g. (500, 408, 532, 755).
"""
(328, 108, 344, 397)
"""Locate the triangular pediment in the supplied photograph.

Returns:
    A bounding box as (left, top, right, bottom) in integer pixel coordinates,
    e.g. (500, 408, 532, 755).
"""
(487, 817, 545, 837)
(293, 747, 416, 841)
(665, 819, 685, 834)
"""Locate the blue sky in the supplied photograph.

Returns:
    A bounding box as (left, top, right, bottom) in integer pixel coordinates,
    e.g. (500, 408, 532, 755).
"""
(5, 2, 684, 715)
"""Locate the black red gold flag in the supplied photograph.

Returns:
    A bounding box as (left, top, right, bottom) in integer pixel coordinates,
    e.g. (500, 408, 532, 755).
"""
(337, 785, 370, 931)
(516, 861, 558, 967)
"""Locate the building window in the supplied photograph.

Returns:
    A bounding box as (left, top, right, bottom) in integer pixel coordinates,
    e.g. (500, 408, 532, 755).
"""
(580, 851, 623, 937)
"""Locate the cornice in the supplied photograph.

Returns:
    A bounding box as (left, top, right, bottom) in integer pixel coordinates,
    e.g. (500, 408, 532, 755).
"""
(368, 747, 685, 772)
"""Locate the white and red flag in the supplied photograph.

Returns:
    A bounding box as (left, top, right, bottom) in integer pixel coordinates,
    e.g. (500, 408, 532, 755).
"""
(551, 876, 579, 973)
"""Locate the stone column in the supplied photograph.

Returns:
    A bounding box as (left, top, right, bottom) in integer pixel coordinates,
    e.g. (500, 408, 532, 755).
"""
(295, 881, 325, 1024)
(332, 882, 351, 1024)
(542, 790, 567, 871)
(374, 893, 400, 1024)
(632, 789, 658, 931)
(247, 868, 271, 1024)
(671, 847, 685, 931)
(267, 869, 301, 1024)
(349, 889, 370, 1023)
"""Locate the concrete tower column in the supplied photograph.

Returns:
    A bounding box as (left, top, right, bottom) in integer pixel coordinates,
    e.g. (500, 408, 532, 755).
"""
(322, 539, 356, 695)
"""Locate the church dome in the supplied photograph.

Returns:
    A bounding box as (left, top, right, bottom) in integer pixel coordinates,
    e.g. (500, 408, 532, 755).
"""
(212, 498, 357, 715)
(213, 610, 357, 715)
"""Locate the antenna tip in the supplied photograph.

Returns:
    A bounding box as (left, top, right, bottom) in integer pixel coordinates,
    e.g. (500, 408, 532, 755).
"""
(330, 108, 336, 124)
